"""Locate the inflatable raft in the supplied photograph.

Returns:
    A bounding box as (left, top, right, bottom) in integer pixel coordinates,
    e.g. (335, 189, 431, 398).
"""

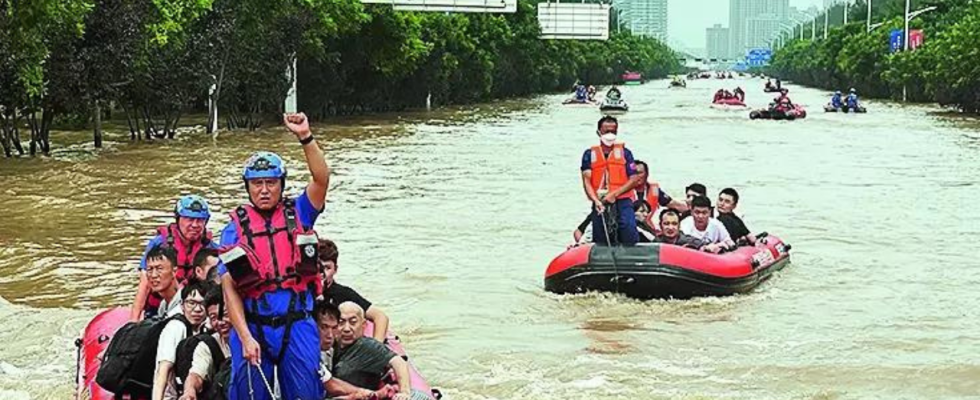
(712, 98, 747, 109)
(544, 233, 791, 300)
(599, 101, 629, 113)
(749, 106, 806, 120)
(75, 308, 439, 400)
(824, 104, 867, 113)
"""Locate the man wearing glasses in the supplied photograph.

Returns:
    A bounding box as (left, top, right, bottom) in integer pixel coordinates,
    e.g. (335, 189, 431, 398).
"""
(152, 280, 211, 400)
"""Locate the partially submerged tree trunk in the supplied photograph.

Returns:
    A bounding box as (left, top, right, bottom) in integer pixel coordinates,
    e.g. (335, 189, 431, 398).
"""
(93, 101, 103, 148)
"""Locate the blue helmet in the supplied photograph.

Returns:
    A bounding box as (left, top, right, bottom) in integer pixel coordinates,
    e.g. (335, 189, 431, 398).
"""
(175, 195, 211, 220)
(242, 152, 287, 181)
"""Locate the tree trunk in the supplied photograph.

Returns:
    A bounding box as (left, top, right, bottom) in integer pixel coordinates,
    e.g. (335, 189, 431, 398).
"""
(93, 101, 103, 149)
(41, 111, 52, 155)
(0, 111, 11, 157)
(29, 111, 38, 156)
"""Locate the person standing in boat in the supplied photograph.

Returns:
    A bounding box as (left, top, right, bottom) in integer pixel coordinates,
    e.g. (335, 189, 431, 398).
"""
(130, 195, 218, 322)
(580, 116, 643, 246)
(218, 112, 330, 400)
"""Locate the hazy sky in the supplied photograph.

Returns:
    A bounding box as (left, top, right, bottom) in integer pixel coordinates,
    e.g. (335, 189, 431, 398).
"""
(668, 0, 826, 48)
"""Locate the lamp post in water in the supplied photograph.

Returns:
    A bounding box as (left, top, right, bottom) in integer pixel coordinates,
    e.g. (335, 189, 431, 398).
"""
(867, 0, 872, 33)
(901, 1, 938, 101)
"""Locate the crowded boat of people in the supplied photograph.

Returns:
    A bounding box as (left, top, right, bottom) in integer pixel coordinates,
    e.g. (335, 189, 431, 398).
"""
(84, 113, 437, 400)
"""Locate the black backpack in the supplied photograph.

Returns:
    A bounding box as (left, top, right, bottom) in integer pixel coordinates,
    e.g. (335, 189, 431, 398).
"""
(96, 314, 192, 397)
(174, 333, 228, 399)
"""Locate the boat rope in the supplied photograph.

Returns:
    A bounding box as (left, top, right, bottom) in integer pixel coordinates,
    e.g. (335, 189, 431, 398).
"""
(599, 204, 621, 294)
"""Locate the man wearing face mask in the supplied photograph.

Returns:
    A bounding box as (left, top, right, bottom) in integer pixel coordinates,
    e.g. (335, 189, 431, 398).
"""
(580, 116, 643, 246)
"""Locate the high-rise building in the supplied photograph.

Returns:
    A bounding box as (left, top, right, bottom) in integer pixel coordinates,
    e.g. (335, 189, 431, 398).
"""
(728, 0, 790, 57)
(628, 0, 668, 41)
(745, 14, 782, 50)
(706, 24, 730, 59)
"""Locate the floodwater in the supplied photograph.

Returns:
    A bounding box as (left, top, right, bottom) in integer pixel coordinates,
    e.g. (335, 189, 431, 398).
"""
(0, 77, 978, 399)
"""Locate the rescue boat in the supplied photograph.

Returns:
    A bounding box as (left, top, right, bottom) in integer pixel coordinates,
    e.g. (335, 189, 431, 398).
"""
(75, 307, 440, 400)
(544, 233, 791, 300)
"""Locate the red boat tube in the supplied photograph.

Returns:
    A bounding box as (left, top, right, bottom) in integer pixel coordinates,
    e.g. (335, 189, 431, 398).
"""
(545, 234, 791, 299)
(712, 98, 747, 107)
(76, 309, 439, 399)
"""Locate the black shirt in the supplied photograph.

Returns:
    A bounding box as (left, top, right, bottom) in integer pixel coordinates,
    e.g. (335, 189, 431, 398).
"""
(332, 337, 396, 390)
(322, 282, 372, 311)
(717, 212, 750, 240)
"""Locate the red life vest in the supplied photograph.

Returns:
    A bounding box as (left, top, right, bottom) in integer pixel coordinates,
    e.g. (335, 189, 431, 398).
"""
(589, 143, 634, 200)
(147, 224, 212, 310)
(222, 199, 321, 300)
(156, 223, 213, 283)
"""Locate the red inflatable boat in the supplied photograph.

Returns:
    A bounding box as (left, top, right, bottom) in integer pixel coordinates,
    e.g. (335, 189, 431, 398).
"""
(712, 98, 746, 107)
(75, 308, 440, 400)
(545, 234, 791, 299)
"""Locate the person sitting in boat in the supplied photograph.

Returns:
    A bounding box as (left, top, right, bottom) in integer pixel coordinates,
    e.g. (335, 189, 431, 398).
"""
(333, 302, 414, 400)
(573, 83, 588, 102)
(191, 248, 220, 284)
(846, 88, 860, 110)
(314, 301, 387, 399)
(655, 209, 723, 253)
(716, 188, 755, 246)
(218, 113, 329, 400)
(773, 88, 793, 113)
(733, 87, 745, 102)
(680, 182, 707, 220)
(318, 238, 391, 343)
(581, 116, 643, 246)
(154, 280, 210, 400)
(177, 284, 230, 400)
(830, 90, 843, 109)
(587, 85, 597, 102)
(633, 200, 657, 242)
(130, 195, 218, 322)
(713, 89, 725, 103)
(146, 245, 185, 319)
(634, 160, 687, 215)
(765, 79, 773, 90)
(681, 196, 732, 245)
(606, 87, 622, 103)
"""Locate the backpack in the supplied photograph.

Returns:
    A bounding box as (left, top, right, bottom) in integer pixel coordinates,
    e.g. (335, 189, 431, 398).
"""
(203, 357, 232, 400)
(174, 333, 228, 399)
(96, 314, 192, 397)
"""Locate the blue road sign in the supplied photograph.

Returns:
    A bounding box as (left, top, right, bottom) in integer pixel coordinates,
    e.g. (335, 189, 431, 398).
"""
(890, 29, 904, 52)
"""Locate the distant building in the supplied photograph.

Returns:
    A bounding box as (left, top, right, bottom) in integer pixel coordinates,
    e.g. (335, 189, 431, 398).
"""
(626, 0, 668, 41)
(706, 24, 730, 59)
(729, 0, 790, 57)
(745, 14, 782, 51)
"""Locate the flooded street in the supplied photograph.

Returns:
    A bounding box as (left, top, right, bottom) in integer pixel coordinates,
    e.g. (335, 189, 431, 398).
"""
(0, 78, 978, 399)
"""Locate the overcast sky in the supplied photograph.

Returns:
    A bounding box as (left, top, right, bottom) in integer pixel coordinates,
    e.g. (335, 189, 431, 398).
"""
(668, 0, 826, 48)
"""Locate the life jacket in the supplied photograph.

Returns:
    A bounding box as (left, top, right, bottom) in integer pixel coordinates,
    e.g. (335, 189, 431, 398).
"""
(174, 332, 229, 399)
(831, 95, 843, 107)
(96, 314, 192, 397)
(846, 94, 859, 107)
(589, 143, 633, 201)
(145, 225, 212, 312)
(157, 223, 213, 283)
(221, 198, 321, 300)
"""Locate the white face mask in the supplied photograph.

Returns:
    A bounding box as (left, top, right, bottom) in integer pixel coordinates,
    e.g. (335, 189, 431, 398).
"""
(600, 133, 617, 146)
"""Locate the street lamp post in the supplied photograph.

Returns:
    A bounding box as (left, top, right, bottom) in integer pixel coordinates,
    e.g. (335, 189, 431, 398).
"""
(867, 0, 872, 33)
(811, 17, 816, 40)
(844, 0, 849, 25)
(824, 8, 829, 39)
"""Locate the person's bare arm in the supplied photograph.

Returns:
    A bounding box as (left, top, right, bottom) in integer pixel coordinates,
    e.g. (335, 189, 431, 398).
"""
(152, 361, 173, 400)
(389, 356, 413, 399)
(222, 274, 261, 365)
(366, 306, 390, 342)
(284, 113, 329, 210)
(130, 272, 150, 321)
(581, 170, 603, 211)
(179, 372, 205, 400)
(325, 377, 373, 398)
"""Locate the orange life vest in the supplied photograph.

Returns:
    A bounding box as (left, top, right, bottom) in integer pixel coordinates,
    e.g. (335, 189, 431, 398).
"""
(589, 143, 633, 200)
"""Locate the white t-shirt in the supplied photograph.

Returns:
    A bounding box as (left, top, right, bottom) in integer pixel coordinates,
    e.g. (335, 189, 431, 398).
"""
(680, 217, 731, 243)
(188, 333, 231, 382)
(319, 349, 334, 383)
(155, 311, 202, 400)
(157, 293, 183, 317)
